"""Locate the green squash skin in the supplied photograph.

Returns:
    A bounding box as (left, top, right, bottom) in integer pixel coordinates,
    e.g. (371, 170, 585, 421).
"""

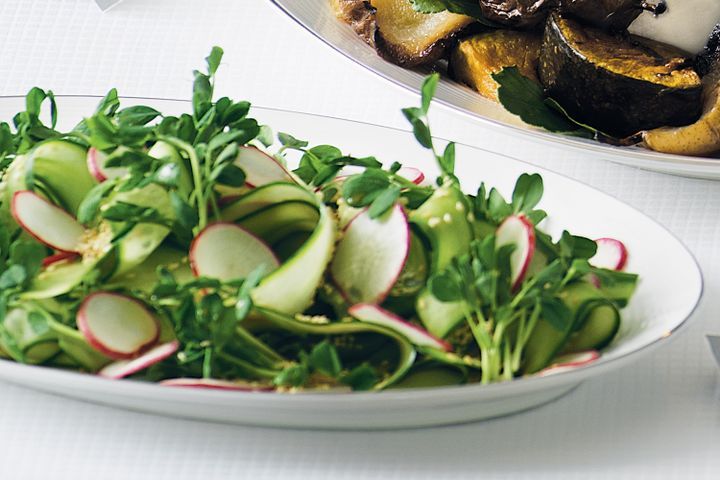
(539, 13, 703, 137)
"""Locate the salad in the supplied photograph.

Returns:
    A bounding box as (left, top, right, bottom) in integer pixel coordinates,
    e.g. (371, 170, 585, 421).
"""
(0, 48, 637, 392)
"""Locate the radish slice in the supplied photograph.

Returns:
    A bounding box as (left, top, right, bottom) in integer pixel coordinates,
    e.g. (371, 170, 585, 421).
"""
(98, 340, 179, 379)
(11, 190, 86, 253)
(348, 304, 451, 352)
(496, 214, 535, 290)
(42, 252, 79, 268)
(330, 204, 410, 304)
(77, 292, 160, 360)
(234, 147, 294, 188)
(538, 350, 600, 377)
(396, 166, 425, 185)
(590, 238, 628, 270)
(86, 147, 128, 182)
(189, 223, 280, 281)
(160, 378, 274, 391)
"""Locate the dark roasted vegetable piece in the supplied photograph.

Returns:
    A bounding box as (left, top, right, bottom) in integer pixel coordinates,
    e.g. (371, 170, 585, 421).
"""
(539, 12, 703, 137)
(479, 0, 558, 29)
(331, 0, 378, 48)
(450, 30, 542, 100)
(371, 0, 475, 67)
(696, 23, 720, 77)
(560, 0, 666, 31)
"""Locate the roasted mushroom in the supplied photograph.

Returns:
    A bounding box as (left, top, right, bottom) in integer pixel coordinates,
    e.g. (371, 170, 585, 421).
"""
(331, 0, 377, 47)
(479, 0, 558, 29)
(539, 12, 703, 137)
(450, 30, 542, 100)
(332, 0, 474, 67)
(372, 0, 475, 67)
(560, 0, 666, 31)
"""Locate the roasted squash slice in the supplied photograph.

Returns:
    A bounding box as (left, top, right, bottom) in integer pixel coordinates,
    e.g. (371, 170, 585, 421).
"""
(539, 12, 703, 137)
(643, 40, 720, 156)
(450, 30, 542, 101)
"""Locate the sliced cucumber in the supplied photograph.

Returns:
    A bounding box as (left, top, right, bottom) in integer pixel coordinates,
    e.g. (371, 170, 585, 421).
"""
(109, 247, 192, 293)
(563, 300, 620, 353)
(410, 184, 473, 271)
(410, 184, 473, 338)
(388, 230, 429, 297)
(251, 202, 337, 315)
(147, 141, 193, 199)
(28, 141, 97, 215)
(390, 364, 466, 389)
(0, 306, 59, 364)
(598, 270, 639, 307)
(523, 282, 609, 374)
(237, 201, 319, 245)
(48, 318, 112, 372)
(255, 306, 416, 390)
(107, 184, 174, 277)
(21, 260, 98, 300)
(221, 182, 315, 222)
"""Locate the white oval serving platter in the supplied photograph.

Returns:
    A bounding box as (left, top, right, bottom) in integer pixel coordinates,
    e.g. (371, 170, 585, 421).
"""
(0, 96, 703, 429)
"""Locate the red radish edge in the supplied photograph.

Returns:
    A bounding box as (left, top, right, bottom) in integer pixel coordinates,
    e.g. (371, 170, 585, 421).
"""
(188, 222, 280, 279)
(538, 350, 601, 377)
(77, 292, 160, 360)
(496, 214, 536, 290)
(330, 204, 411, 305)
(42, 252, 80, 268)
(86, 147, 108, 182)
(11, 190, 86, 254)
(590, 238, 628, 271)
(396, 166, 425, 185)
(160, 378, 274, 391)
(86, 147, 128, 182)
(330, 167, 426, 189)
(348, 303, 452, 352)
(235, 146, 294, 188)
(98, 340, 179, 379)
(584, 273, 602, 289)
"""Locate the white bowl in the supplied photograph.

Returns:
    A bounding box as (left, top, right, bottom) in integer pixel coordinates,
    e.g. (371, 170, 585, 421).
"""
(0, 96, 703, 429)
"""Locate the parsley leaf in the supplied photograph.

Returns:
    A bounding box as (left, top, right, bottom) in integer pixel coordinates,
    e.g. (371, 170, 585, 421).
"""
(492, 67, 593, 137)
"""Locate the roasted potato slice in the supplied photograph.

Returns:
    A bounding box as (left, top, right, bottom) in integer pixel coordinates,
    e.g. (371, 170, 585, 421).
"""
(450, 30, 542, 101)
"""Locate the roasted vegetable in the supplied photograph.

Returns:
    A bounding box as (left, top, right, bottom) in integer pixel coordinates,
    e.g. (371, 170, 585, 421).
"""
(643, 38, 720, 156)
(560, 0, 666, 31)
(696, 24, 720, 76)
(539, 12, 703, 137)
(331, 0, 378, 47)
(450, 30, 542, 100)
(479, 0, 558, 29)
(370, 0, 475, 67)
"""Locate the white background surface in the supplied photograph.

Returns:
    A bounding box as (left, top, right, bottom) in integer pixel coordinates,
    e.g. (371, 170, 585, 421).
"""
(0, 0, 718, 478)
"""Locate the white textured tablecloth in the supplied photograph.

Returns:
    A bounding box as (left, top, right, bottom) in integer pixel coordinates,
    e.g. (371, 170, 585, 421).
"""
(0, 1, 718, 478)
